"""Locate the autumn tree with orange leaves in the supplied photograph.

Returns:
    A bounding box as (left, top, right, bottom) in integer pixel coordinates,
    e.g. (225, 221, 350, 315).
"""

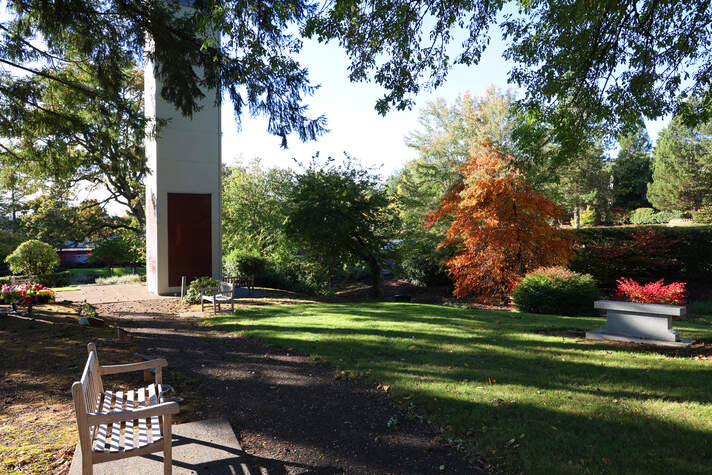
(426, 145, 573, 302)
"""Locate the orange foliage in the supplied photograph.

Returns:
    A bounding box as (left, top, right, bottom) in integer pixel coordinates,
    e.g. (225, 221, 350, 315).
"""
(426, 146, 573, 301)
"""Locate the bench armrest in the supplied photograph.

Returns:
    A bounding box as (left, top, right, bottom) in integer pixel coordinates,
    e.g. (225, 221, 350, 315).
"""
(99, 358, 168, 376)
(87, 401, 180, 425)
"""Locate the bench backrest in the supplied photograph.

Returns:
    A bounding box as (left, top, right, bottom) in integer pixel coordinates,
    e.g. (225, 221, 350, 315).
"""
(223, 275, 254, 287)
(72, 343, 104, 415)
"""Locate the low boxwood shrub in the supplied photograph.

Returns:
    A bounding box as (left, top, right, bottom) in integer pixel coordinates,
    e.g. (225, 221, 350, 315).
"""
(630, 207, 657, 224)
(512, 267, 600, 316)
(183, 276, 219, 304)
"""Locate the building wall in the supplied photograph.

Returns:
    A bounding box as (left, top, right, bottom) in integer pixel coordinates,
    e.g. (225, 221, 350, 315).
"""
(144, 40, 222, 295)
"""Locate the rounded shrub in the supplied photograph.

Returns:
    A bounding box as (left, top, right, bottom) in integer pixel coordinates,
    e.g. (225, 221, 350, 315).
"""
(512, 267, 600, 316)
(223, 249, 269, 279)
(630, 207, 657, 224)
(5, 240, 60, 276)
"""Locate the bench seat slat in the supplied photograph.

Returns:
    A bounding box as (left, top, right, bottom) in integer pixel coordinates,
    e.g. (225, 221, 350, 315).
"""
(109, 391, 124, 452)
(148, 383, 162, 442)
(137, 386, 149, 446)
(94, 390, 114, 451)
(124, 390, 135, 450)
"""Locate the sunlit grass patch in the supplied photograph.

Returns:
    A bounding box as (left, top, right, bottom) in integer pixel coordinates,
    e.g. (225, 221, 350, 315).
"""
(208, 302, 712, 473)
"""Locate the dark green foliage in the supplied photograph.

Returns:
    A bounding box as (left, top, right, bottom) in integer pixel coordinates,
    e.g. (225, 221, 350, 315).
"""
(285, 156, 396, 296)
(0, 60, 148, 227)
(391, 236, 451, 287)
(693, 206, 712, 224)
(223, 250, 268, 279)
(512, 267, 599, 316)
(2, 0, 325, 149)
(183, 276, 219, 304)
(612, 124, 653, 210)
(567, 226, 712, 288)
(647, 110, 712, 211)
(89, 236, 143, 267)
(0, 271, 70, 288)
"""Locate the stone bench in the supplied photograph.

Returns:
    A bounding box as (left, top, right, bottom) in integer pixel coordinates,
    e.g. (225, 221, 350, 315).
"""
(71, 343, 180, 474)
(587, 300, 688, 346)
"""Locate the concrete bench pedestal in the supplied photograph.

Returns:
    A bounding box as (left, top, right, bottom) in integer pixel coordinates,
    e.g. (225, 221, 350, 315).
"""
(586, 300, 692, 347)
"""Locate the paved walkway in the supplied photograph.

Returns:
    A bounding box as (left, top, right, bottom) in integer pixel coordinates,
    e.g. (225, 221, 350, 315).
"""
(69, 418, 252, 474)
(62, 284, 483, 474)
(59, 283, 174, 305)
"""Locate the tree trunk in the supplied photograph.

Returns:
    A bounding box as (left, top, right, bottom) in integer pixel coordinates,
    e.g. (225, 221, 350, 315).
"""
(369, 256, 382, 298)
(573, 207, 580, 229)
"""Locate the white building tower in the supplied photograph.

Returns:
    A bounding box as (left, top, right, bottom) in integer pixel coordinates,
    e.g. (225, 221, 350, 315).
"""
(143, 39, 222, 295)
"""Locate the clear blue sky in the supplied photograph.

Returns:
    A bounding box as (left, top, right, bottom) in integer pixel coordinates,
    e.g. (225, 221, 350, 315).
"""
(221, 23, 668, 180)
(222, 23, 512, 179)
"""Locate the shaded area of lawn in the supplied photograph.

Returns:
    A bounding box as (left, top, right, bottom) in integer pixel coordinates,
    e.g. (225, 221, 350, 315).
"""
(208, 303, 712, 473)
(0, 304, 199, 473)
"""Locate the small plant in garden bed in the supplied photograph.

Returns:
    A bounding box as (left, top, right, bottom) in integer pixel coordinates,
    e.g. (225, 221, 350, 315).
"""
(615, 278, 687, 306)
(512, 266, 599, 316)
(183, 276, 219, 304)
(78, 303, 98, 325)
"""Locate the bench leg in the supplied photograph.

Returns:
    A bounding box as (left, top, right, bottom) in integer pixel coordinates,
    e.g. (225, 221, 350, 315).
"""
(163, 413, 172, 475)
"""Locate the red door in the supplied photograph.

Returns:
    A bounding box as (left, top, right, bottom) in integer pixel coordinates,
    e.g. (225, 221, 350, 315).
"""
(167, 193, 212, 287)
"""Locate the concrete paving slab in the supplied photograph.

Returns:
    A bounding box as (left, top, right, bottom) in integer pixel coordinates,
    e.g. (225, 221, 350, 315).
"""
(69, 418, 252, 475)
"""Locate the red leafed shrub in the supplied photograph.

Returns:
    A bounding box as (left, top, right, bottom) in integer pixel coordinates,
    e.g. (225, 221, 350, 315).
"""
(615, 278, 687, 306)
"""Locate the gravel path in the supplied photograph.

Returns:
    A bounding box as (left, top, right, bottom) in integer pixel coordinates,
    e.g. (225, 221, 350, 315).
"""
(86, 294, 485, 475)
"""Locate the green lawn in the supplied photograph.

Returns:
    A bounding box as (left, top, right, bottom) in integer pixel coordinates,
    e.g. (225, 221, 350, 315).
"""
(66, 267, 145, 277)
(52, 286, 81, 292)
(208, 303, 712, 474)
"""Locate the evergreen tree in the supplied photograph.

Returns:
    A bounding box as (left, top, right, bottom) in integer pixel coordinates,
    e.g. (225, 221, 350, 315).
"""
(612, 124, 653, 210)
(648, 114, 712, 211)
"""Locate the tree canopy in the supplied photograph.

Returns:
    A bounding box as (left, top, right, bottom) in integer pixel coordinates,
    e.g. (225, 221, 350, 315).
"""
(2, 1, 711, 151)
(285, 156, 395, 295)
(0, 59, 149, 226)
(648, 113, 712, 211)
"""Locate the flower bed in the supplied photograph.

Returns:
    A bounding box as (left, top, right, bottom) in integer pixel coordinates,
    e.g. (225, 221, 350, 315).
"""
(0, 282, 55, 305)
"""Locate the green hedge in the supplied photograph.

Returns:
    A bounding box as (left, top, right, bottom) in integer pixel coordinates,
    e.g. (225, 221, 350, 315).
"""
(566, 226, 712, 288)
(0, 271, 71, 288)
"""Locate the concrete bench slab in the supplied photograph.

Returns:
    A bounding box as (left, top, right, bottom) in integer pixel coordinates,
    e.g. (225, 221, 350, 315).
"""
(587, 299, 693, 347)
(69, 417, 252, 475)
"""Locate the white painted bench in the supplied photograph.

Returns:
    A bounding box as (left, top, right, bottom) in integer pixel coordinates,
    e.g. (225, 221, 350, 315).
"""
(201, 281, 235, 313)
(71, 343, 180, 474)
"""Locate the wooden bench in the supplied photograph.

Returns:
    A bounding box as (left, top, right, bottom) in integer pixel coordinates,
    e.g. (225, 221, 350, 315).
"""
(223, 274, 255, 297)
(71, 343, 180, 474)
(201, 281, 235, 314)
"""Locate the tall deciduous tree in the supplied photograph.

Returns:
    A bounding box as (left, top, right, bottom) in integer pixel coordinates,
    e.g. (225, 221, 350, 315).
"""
(648, 114, 712, 211)
(612, 123, 653, 210)
(0, 58, 150, 227)
(426, 146, 572, 302)
(285, 156, 395, 296)
(222, 160, 294, 256)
